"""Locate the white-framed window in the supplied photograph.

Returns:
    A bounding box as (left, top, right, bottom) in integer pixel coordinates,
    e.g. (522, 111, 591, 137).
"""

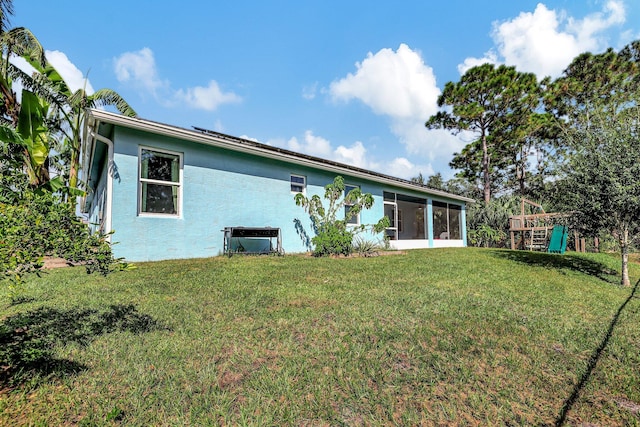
(139, 147, 182, 216)
(344, 184, 360, 225)
(290, 174, 306, 193)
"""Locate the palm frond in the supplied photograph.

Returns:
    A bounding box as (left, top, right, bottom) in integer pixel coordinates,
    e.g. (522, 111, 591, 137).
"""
(2, 27, 46, 69)
(8, 64, 66, 106)
(0, 0, 14, 34)
(90, 88, 137, 117)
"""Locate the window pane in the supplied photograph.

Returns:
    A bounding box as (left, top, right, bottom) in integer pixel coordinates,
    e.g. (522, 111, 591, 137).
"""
(142, 150, 179, 182)
(345, 206, 359, 224)
(142, 182, 177, 214)
(291, 175, 305, 192)
(432, 201, 448, 239)
(384, 203, 396, 226)
(449, 204, 462, 239)
(384, 203, 397, 239)
(344, 185, 360, 225)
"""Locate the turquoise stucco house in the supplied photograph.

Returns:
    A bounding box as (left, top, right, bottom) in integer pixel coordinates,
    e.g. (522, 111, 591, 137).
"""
(81, 109, 474, 262)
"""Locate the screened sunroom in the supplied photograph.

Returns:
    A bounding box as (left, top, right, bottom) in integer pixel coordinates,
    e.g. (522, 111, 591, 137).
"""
(383, 191, 465, 249)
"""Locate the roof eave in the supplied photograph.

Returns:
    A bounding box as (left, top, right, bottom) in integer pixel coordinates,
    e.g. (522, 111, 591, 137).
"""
(85, 109, 475, 204)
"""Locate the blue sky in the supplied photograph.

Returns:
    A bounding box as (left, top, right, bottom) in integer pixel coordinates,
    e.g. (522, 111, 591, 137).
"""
(16, 1, 640, 180)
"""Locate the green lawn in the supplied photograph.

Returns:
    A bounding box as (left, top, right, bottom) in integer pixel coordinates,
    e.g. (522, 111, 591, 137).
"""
(1, 248, 639, 426)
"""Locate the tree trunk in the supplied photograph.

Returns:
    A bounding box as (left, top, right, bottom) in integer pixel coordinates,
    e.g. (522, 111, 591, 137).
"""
(481, 131, 490, 204)
(620, 227, 630, 287)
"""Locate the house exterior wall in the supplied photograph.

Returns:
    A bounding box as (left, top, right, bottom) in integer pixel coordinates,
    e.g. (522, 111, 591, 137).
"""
(95, 124, 467, 262)
(86, 158, 108, 234)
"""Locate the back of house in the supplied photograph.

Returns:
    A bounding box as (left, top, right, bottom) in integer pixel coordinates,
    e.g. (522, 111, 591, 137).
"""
(81, 110, 473, 261)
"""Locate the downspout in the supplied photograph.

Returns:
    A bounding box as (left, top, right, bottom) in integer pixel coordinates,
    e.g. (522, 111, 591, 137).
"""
(88, 130, 114, 243)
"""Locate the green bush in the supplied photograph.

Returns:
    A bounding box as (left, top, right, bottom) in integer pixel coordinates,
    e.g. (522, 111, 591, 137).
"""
(312, 221, 354, 257)
(0, 192, 126, 293)
(294, 176, 389, 257)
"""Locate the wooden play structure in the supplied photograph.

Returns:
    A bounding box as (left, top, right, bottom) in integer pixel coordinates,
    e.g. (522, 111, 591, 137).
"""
(509, 199, 569, 254)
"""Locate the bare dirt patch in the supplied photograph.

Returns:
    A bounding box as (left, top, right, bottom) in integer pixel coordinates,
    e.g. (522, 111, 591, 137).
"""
(41, 257, 77, 269)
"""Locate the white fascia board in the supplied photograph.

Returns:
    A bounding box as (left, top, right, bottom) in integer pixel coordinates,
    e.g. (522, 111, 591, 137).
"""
(86, 109, 475, 204)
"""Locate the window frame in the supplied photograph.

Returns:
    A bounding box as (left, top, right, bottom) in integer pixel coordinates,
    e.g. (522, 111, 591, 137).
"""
(138, 146, 183, 217)
(344, 184, 360, 226)
(290, 174, 306, 194)
(432, 200, 463, 240)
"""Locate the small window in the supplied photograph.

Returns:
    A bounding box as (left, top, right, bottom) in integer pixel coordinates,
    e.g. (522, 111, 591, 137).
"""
(139, 148, 182, 215)
(344, 184, 360, 225)
(291, 174, 306, 193)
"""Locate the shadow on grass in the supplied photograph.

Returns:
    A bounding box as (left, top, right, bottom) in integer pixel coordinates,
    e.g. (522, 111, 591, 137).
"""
(0, 304, 168, 390)
(490, 250, 619, 284)
(554, 278, 640, 426)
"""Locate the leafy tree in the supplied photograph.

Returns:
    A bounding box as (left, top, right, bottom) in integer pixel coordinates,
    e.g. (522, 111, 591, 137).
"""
(410, 172, 426, 186)
(548, 40, 640, 286)
(294, 176, 389, 256)
(0, 26, 46, 126)
(0, 2, 132, 292)
(0, 123, 28, 203)
(425, 172, 445, 191)
(427, 63, 540, 203)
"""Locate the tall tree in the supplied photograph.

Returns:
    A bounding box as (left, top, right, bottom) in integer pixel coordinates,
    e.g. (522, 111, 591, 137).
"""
(548, 40, 640, 287)
(26, 57, 136, 197)
(0, 1, 50, 194)
(427, 63, 540, 203)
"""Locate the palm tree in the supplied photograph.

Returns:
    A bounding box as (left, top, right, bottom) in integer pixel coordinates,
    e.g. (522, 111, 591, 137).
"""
(0, 1, 49, 193)
(29, 60, 136, 197)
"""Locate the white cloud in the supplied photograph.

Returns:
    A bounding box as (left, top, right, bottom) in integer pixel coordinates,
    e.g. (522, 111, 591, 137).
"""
(302, 82, 318, 100)
(46, 50, 95, 94)
(114, 47, 166, 95)
(286, 130, 333, 159)
(276, 130, 435, 180)
(463, 1, 627, 78)
(114, 47, 241, 111)
(328, 44, 461, 177)
(174, 80, 241, 111)
(386, 157, 434, 180)
(283, 131, 380, 170)
(457, 50, 499, 75)
(330, 43, 439, 119)
(11, 50, 94, 100)
(333, 141, 372, 169)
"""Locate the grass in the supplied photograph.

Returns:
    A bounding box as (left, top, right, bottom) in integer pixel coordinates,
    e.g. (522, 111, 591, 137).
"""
(1, 248, 639, 426)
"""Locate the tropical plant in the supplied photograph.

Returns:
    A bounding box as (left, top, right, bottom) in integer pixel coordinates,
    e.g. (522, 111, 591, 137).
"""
(294, 176, 389, 256)
(26, 59, 137, 198)
(466, 195, 520, 248)
(352, 235, 385, 257)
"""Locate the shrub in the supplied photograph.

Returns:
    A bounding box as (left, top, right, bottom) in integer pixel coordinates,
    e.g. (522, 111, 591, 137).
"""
(0, 192, 127, 294)
(312, 221, 354, 257)
(294, 176, 389, 257)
